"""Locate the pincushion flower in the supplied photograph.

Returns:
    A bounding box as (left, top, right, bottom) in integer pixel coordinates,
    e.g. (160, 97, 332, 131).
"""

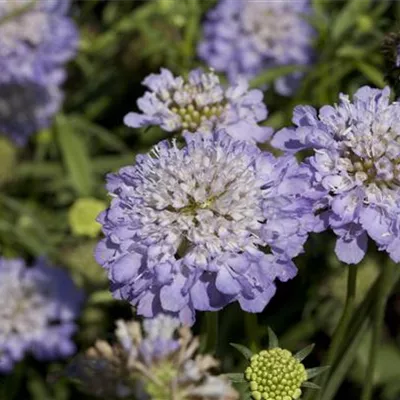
(198, 0, 314, 96)
(231, 328, 328, 400)
(68, 315, 239, 399)
(95, 130, 316, 325)
(124, 68, 272, 143)
(0, 257, 84, 373)
(272, 86, 400, 264)
(0, 0, 78, 145)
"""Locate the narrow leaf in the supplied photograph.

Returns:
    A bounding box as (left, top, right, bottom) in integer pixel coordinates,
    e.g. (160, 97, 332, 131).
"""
(88, 290, 114, 304)
(331, 0, 371, 40)
(294, 344, 315, 362)
(306, 366, 330, 379)
(267, 327, 279, 349)
(70, 116, 128, 153)
(355, 62, 385, 88)
(302, 381, 321, 390)
(222, 373, 246, 383)
(56, 114, 93, 196)
(250, 65, 306, 88)
(230, 343, 253, 360)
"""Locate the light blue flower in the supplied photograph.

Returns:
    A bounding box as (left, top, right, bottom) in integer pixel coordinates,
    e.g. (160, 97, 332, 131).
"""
(0, 257, 84, 372)
(198, 0, 314, 95)
(0, 0, 78, 145)
(95, 130, 316, 324)
(272, 86, 400, 264)
(124, 68, 272, 143)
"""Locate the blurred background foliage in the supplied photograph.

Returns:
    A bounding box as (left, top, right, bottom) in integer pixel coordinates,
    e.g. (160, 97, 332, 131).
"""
(1, 0, 400, 399)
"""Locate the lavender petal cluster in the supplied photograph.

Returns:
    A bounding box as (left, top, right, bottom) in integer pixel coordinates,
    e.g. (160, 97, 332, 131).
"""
(95, 130, 317, 325)
(272, 86, 400, 264)
(124, 68, 272, 143)
(0, 257, 84, 373)
(198, 0, 314, 96)
(0, 0, 78, 145)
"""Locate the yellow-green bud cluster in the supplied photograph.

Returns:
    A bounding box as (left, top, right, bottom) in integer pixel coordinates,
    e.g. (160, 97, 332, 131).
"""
(145, 361, 178, 400)
(170, 103, 225, 132)
(245, 348, 307, 400)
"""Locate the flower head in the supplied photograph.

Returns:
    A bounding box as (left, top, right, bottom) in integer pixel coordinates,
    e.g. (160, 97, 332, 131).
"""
(245, 349, 307, 400)
(0, 257, 84, 373)
(96, 131, 316, 324)
(232, 328, 328, 400)
(124, 68, 272, 143)
(198, 0, 314, 95)
(272, 86, 400, 264)
(68, 315, 239, 399)
(0, 0, 78, 145)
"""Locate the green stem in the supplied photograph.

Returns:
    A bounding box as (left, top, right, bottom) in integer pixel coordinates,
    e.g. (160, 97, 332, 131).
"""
(321, 265, 400, 400)
(204, 312, 219, 355)
(327, 266, 358, 363)
(322, 319, 369, 400)
(313, 266, 357, 399)
(360, 263, 396, 400)
(244, 313, 259, 351)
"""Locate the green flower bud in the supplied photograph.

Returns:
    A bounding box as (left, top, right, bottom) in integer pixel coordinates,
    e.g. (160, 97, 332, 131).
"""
(245, 348, 307, 400)
(68, 198, 106, 238)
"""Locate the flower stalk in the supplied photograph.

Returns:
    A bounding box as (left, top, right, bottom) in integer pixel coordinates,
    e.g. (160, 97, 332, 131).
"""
(360, 262, 396, 400)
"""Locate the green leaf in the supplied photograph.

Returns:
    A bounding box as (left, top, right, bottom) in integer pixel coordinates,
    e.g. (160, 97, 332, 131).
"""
(331, 0, 371, 41)
(56, 114, 93, 196)
(306, 366, 330, 379)
(294, 344, 315, 362)
(0, 361, 25, 400)
(351, 329, 400, 385)
(267, 327, 279, 349)
(355, 61, 386, 88)
(88, 290, 115, 304)
(302, 381, 321, 390)
(250, 65, 306, 89)
(69, 115, 128, 153)
(336, 45, 368, 59)
(230, 343, 253, 360)
(222, 373, 246, 383)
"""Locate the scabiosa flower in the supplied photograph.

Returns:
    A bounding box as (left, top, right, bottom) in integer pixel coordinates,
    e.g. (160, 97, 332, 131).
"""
(272, 86, 400, 264)
(0, 0, 78, 145)
(231, 328, 328, 400)
(123, 68, 272, 143)
(198, 0, 314, 96)
(95, 130, 316, 325)
(245, 349, 307, 400)
(0, 257, 84, 373)
(68, 315, 239, 399)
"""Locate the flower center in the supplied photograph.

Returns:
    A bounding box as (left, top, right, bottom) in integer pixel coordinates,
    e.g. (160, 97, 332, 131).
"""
(156, 73, 228, 132)
(242, 3, 295, 53)
(170, 102, 226, 132)
(0, 280, 49, 339)
(245, 348, 307, 400)
(145, 361, 178, 399)
(339, 129, 400, 189)
(136, 142, 267, 264)
(0, 3, 47, 54)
